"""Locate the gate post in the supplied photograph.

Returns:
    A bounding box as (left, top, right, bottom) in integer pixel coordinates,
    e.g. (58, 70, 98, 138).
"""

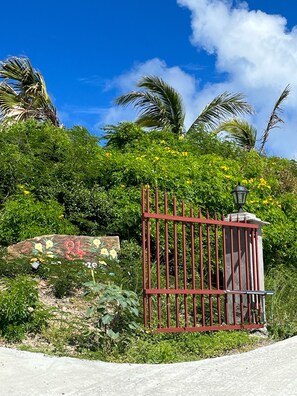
(224, 213, 269, 325)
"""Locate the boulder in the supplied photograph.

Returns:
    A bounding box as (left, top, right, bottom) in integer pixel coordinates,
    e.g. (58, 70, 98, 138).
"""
(7, 235, 120, 263)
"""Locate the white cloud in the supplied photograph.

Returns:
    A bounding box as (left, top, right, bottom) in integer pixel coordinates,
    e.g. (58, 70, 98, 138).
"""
(177, 0, 297, 157)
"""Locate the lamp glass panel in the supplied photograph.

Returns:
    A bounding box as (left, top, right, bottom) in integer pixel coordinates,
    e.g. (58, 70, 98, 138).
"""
(232, 191, 238, 204)
(238, 192, 245, 204)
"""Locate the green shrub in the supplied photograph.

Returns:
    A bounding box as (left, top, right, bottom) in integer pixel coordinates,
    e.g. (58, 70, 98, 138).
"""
(0, 193, 78, 245)
(0, 250, 33, 278)
(265, 265, 297, 339)
(0, 276, 50, 342)
(85, 282, 139, 341)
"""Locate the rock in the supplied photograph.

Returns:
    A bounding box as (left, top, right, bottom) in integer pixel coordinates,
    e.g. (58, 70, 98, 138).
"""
(7, 235, 120, 263)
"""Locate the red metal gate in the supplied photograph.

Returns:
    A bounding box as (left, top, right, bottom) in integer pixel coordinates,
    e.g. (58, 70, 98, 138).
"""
(142, 187, 265, 333)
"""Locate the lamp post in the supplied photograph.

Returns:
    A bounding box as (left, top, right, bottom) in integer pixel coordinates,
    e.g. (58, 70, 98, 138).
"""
(231, 182, 249, 213)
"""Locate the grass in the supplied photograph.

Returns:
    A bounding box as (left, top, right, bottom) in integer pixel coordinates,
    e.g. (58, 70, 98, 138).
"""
(13, 321, 264, 364)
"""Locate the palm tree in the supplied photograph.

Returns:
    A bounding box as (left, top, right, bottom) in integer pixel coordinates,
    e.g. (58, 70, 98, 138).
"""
(0, 56, 59, 126)
(217, 85, 290, 153)
(115, 76, 253, 135)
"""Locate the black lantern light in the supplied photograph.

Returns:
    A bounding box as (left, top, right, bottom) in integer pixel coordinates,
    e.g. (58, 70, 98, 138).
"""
(231, 183, 249, 213)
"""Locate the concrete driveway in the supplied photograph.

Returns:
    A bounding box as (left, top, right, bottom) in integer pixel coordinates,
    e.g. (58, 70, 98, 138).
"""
(1, 336, 296, 396)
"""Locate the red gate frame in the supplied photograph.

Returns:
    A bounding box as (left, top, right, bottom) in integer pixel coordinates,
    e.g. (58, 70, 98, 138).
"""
(142, 186, 264, 333)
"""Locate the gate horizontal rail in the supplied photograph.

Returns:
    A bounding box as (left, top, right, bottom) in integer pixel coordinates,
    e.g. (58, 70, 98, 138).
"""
(143, 212, 259, 228)
(154, 323, 265, 333)
(144, 289, 274, 296)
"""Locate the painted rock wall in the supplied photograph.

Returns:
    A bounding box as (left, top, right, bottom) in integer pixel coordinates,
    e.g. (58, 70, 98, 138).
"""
(7, 235, 120, 262)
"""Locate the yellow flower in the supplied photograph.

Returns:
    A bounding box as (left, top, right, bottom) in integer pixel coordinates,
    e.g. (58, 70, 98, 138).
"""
(181, 152, 189, 157)
(220, 165, 229, 171)
(34, 243, 43, 252)
(186, 180, 193, 185)
(263, 199, 269, 204)
(242, 179, 248, 184)
(58, 214, 64, 219)
(136, 156, 143, 161)
(23, 190, 30, 195)
(100, 248, 109, 256)
(105, 152, 112, 157)
(160, 140, 166, 144)
(109, 249, 117, 259)
(225, 175, 232, 179)
(46, 240, 54, 249)
(258, 177, 271, 190)
(93, 239, 101, 248)
(154, 156, 160, 161)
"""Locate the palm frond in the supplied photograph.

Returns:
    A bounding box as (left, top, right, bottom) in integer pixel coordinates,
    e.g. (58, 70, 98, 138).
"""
(138, 76, 185, 133)
(259, 85, 290, 154)
(215, 119, 257, 151)
(115, 76, 185, 134)
(188, 92, 254, 133)
(0, 56, 59, 126)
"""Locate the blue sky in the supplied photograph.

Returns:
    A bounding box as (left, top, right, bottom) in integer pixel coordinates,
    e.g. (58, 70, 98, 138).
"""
(1, 0, 297, 158)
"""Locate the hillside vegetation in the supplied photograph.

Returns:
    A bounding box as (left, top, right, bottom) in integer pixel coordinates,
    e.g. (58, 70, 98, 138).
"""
(0, 120, 296, 359)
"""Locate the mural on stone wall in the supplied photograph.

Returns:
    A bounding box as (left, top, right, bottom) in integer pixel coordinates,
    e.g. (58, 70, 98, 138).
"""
(7, 235, 120, 264)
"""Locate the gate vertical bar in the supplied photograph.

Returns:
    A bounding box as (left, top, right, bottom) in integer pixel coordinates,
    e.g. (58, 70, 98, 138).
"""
(237, 226, 244, 324)
(251, 228, 257, 323)
(190, 205, 197, 327)
(173, 196, 180, 328)
(146, 187, 152, 325)
(214, 213, 221, 325)
(141, 186, 147, 327)
(182, 201, 188, 327)
(244, 225, 252, 323)
(206, 210, 213, 326)
(230, 222, 236, 325)
(155, 188, 162, 328)
(164, 192, 171, 327)
(199, 209, 205, 326)
(222, 215, 228, 324)
(255, 229, 262, 318)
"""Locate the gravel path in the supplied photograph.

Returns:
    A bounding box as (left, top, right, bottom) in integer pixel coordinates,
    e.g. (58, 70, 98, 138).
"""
(1, 337, 296, 396)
